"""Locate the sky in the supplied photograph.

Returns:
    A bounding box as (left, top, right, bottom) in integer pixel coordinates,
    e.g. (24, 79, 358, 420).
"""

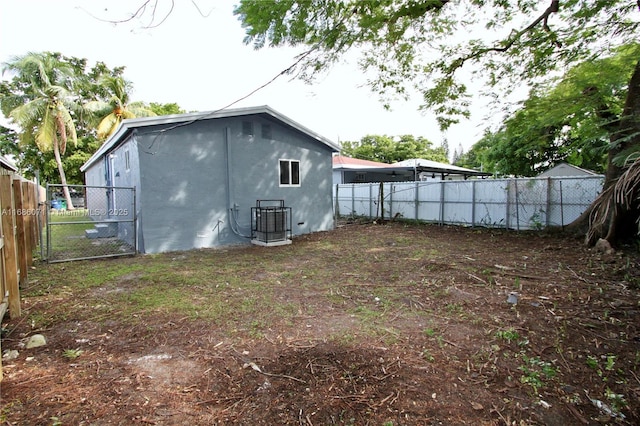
(0, 0, 503, 155)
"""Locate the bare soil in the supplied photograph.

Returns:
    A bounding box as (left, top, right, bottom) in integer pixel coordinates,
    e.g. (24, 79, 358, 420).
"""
(1, 221, 639, 425)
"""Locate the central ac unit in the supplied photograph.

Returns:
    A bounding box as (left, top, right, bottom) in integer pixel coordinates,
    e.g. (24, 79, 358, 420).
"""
(251, 200, 292, 246)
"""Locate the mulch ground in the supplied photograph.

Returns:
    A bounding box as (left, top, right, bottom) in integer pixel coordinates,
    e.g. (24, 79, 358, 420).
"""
(1, 221, 639, 425)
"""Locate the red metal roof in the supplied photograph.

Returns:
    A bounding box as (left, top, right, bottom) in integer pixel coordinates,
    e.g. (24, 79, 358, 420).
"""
(332, 155, 394, 168)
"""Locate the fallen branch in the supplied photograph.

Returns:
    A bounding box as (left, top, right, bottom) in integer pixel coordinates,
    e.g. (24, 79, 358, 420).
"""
(244, 361, 306, 383)
(497, 270, 548, 280)
(566, 266, 590, 283)
(467, 273, 487, 284)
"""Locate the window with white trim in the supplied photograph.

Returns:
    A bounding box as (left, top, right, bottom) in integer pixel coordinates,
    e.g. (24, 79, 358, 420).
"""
(279, 159, 300, 186)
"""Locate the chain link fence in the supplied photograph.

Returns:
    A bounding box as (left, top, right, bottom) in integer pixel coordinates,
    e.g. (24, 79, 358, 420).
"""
(45, 184, 136, 262)
(335, 176, 604, 230)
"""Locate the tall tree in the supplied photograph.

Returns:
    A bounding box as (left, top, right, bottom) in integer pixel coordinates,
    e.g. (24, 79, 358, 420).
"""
(341, 134, 447, 164)
(149, 102, 185, 116)
(84, 75, 156, 140)
(1, 52, 81, 209)
(1, 56, 126, 184)
(235, 0, 640, 245)
(454, 130, 498, 175)
(472, 44, 637, 177)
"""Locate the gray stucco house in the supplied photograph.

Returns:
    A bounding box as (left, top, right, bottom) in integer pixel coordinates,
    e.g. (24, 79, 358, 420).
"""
(80, 105, 339, 253)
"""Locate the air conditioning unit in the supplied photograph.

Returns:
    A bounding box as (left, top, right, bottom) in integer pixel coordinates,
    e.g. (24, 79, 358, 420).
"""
(251, 200, 292, 246)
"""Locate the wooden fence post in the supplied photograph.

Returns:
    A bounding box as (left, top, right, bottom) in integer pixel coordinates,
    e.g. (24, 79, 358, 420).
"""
(0, 177, 4, 383)
(13, 178, 28, 286)
(0, 174, 20, 318)
(22, 181, 36, 261)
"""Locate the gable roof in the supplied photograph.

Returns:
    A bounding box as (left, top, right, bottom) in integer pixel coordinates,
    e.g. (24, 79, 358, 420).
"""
(0, 155, 18, 172)
(537, 162, 599, 177)
(81, 105, 339, 172)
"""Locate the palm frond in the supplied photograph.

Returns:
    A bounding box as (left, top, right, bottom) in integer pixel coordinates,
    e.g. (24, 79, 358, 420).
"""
(128, 102, 157, 118)
(588, 156, 640, 243)
(97, 114, 120, 140)
(9, 99, 48, 128)
(121, 110, 137, 120)
(35, 107, 56, 152)
(98, 75, 132, 105)
(84, 100, 110, 112)
(18, 127, 36, 147)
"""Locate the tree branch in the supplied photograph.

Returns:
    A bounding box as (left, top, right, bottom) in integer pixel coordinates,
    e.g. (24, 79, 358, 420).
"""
(80, 0, 175, 29)
(447, 0, 561, 73)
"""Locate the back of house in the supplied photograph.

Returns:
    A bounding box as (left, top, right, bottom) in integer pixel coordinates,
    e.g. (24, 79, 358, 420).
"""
(81, 106, 339, 253)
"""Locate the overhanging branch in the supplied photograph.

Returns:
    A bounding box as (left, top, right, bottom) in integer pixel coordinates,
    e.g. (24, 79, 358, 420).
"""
(447, 0, 561, 73)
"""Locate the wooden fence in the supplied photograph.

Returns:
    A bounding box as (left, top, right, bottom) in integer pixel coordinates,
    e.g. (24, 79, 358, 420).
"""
(0, 169, 41, 381)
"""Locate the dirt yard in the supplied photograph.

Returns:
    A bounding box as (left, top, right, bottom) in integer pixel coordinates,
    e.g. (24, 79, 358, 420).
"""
(1, 221, 639, 425)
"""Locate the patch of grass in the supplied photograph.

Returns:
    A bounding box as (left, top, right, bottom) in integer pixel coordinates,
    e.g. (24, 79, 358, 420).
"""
(330, 332, 357, 345)
(351, 305, 385, 322)
(27, 311, 59, 330)
(445, 302, 464, 316)
(45, 210, 134, 261)
(247, 319, 266, 338)
(495, 328, 520, 344)
(423, 327, 437, 337)
(62, 348, 83, 360)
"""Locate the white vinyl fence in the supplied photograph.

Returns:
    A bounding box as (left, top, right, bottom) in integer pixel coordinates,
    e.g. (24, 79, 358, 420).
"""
(334, 176, 604, 230)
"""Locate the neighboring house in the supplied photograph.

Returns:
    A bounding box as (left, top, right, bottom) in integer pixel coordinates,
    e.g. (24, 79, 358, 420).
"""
(333, 155, 490, 184)
(537, 163, 599, 178)
(392, 158, 492, 181)
(80, 105, 339, 253)
(333, 155, 404, 184)
(0, 155, 18, 172)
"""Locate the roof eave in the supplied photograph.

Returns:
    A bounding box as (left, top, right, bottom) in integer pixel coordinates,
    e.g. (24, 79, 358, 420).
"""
(80, 105, 339, 172)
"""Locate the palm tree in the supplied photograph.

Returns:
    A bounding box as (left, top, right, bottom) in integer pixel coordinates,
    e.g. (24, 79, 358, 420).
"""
(85, 75, 155, 140)
(2, 52, 80, 209)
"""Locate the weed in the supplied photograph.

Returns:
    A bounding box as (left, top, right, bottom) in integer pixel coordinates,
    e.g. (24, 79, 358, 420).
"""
(62, 348, 83, 360)
(529, 210, 545, 231)
(421, 349, 435, 362)
(519, 355, 557, 394)
(586, 355, 599, 370)
(27, 312, 56, 330)
(495, 328, 520, 344)
(423, 327, 436, 337)
(586, 353, 620, 382)
(514, 277, 521, 290)
(604, 354, 617, 371)
(248, 320, 265, 339)
(445, 303, 463, 315)
(604, 388, 628, 414)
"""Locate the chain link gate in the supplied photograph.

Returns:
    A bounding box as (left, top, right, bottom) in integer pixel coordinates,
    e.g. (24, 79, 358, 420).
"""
(45, 184, 136, 262)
